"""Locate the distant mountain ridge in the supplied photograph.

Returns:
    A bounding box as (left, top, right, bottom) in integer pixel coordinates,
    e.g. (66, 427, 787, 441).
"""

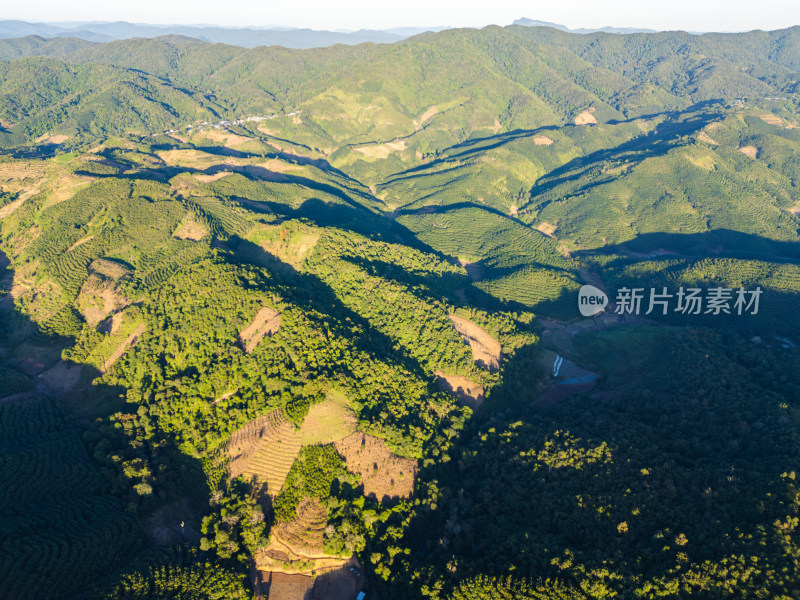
(0, 20, 449, 48)
(513, 17, 657, 34)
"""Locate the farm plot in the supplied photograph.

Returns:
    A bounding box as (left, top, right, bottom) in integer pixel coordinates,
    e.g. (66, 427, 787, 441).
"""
(228, 409, 302, 497)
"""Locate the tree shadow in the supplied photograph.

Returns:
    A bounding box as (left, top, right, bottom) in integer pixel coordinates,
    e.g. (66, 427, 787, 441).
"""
(0, 248, 210, 597)
(389, 318, 800, 597)
(526, 106, 724, 206)
(577, 229, 800, 263)
(221, 235, 434, 385)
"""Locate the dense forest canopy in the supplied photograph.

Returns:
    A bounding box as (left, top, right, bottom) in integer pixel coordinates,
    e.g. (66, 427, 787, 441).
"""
(0, 22, 798, 600)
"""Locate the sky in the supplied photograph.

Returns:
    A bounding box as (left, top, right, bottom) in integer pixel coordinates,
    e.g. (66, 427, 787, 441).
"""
(6, 0, 800, 32)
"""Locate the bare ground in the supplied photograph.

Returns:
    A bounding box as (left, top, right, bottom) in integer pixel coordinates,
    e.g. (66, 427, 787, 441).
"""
(90, 258, 130, 281)
(194, 171, 233, 183)
(76, 274, 129, 326)
(334, 433, 417, 502)
(257, 572, 314, 600)
(759, 113, 784, 127)
(739, 145, 759, 159)
(353, 140, 407, 159)
(311, 560, 363, 600)
(697, 131, 719, 145)
(534, 135, 554, 145)
(200, 129, 254, 148)
(414, 106, 438, 130)
(240, 306, 282, 353)
(574, 110, 598, 125)
(434, 371, 485, 410)
(172, 212, 209, 241)
(458, 258, 484, 282)
(38, 360, 82, 393)
(0, 182, 44, 220)
(448, 315, 502, 372)
(536, 221, 557, 237)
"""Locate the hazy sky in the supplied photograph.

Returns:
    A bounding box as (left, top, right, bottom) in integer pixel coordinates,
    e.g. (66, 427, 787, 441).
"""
(7, 0, 800, 32)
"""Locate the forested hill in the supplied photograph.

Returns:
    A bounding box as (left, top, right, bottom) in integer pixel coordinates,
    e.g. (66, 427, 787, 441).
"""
(0, 22, 799, 600)
(2, 25, 800, 147)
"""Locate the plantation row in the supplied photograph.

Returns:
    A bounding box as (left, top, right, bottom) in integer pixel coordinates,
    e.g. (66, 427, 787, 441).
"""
(0, 397, 143, 600)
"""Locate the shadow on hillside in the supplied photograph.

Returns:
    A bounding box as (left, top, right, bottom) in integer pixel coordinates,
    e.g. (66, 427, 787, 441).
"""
(577, 229, 800, 262)
(392, 200, 540, 233)
(525, 106, 724, 205)
(0, 249, 209, 595)
(339, 254, 574, 320)
(221, 236, 435, 388)
(391, 315, 800, 597)
(0, 248, 208, 540)
(381, 125, 562, 185)
(68, 154, 440, 255)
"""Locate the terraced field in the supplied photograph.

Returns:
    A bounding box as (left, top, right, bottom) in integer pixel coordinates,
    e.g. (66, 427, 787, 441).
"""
(228, 409, 302, 497)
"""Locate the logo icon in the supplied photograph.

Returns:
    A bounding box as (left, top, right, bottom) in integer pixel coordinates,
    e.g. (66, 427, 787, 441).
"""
(578, 285, 608, 317)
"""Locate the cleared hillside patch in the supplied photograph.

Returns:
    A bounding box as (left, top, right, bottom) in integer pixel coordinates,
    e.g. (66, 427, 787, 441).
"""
(334, 433, 416, 501)
(353, 140, 407, 160)
(172, 212, 209, 241)
(239, 306, 282, 353)
(574, 110, 598, 125)
(448, 314, 502, 372)
(739, 145, 758, 158)
(536, 221, 557, 237)
(76, 273, 129, 326)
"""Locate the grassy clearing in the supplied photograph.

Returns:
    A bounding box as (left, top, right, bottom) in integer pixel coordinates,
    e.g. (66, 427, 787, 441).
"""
(300, 389, 357, 446)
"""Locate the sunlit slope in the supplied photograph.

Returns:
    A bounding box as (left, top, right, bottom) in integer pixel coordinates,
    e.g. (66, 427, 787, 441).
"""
(0, 58, 228, 145)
